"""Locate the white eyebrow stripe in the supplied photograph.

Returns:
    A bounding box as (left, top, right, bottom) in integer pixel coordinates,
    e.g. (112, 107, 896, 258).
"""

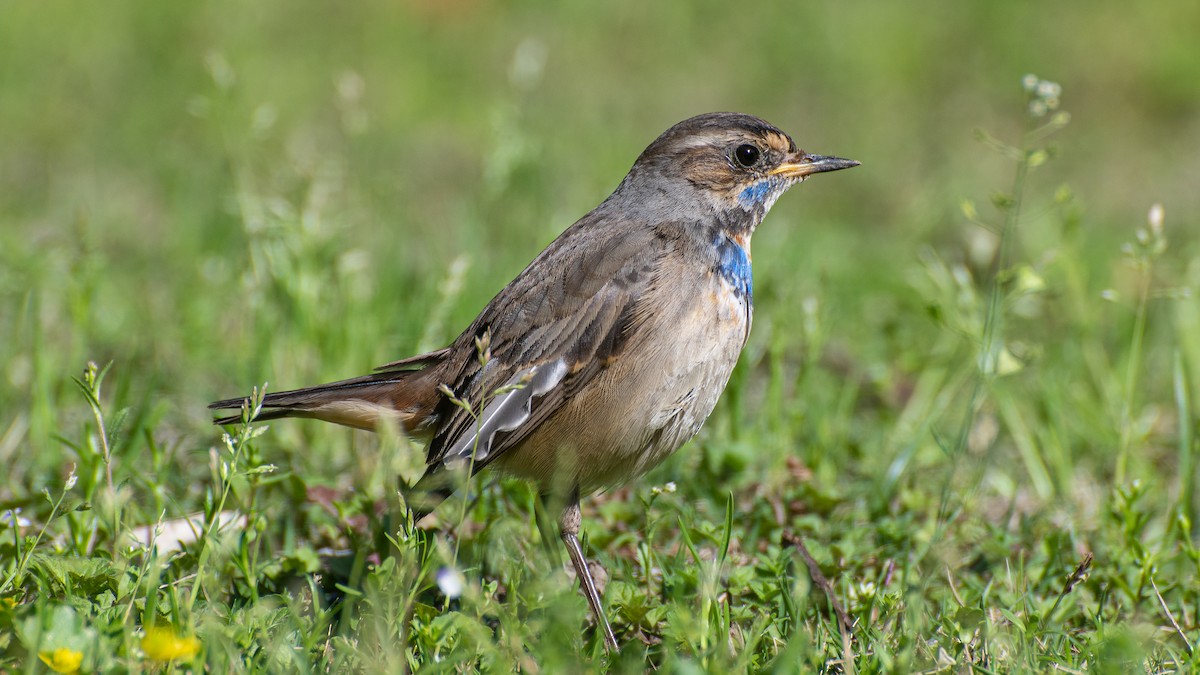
(673, 135, 724, 151)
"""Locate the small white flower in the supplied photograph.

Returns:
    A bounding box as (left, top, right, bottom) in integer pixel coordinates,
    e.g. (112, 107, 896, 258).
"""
(509, 37, 548, 90)
(651, 481, 677, 496)
(850, 580, 877, 602)
(1022, 74, 1039, 92)
(1036, 80, 1061, 99)
(1148, 203, 1164, 235)
(436, 566, 466, 599)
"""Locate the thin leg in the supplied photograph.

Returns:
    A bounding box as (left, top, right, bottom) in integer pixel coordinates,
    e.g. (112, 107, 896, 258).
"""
(559, 499, 619, 652)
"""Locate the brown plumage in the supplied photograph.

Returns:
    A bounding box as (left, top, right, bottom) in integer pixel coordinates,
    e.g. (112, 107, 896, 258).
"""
(209, 112, 858, 650)
(209, 349, 448, 433)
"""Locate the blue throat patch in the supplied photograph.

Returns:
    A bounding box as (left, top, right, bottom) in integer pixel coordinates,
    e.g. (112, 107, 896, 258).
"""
(715, 234, 753, 303)
(737, 180, 774, 209)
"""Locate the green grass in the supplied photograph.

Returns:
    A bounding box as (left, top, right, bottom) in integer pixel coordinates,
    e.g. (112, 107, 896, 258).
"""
(3, 0, 1200, 671)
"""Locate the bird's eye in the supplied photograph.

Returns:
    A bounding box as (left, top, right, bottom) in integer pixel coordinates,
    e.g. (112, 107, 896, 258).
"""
(733, 144, 761, 168)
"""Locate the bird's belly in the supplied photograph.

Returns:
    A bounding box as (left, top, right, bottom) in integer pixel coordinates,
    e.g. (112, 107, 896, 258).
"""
(494, 282, 750, 495)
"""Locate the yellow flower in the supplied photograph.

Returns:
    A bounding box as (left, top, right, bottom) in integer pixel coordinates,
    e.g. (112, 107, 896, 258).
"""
(38, 647, 83, 674)
(141, 626, 201, 661)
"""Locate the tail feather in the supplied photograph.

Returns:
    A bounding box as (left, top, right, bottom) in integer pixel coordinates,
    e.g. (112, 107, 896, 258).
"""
(210, 349, 449, 432)
(211, 407, 296, 427)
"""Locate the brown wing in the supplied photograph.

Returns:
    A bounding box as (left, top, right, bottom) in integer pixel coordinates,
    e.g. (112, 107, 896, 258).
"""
(424, 221, 670, 473)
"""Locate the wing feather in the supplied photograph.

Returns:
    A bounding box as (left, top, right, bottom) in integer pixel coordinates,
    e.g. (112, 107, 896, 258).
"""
(423, 223, 670, 475)
(440, 359, 569, 468)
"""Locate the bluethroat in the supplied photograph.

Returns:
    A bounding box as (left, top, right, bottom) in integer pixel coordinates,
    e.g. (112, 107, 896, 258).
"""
(211, 112, 858, 650)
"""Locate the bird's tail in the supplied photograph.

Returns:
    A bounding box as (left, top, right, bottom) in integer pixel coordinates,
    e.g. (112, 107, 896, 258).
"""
(209, 348, 450, 432)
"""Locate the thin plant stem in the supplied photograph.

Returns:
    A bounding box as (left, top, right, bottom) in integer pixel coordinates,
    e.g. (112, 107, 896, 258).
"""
(936, 122, 1033, 525)
(72, 363, 114, 498)
(1172, 352, 1195, 531)
(0, 469, 76, 594)
(187, 388, 264, 613)
(1115, 258, 1152, 484)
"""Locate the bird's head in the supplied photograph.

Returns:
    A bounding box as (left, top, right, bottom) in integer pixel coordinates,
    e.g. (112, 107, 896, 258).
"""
(612, 112, 859, 232)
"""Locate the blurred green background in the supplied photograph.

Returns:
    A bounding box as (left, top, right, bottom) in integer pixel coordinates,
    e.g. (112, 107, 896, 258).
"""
(2, 0, 1197, 487)
(4, 0, 1200, 667)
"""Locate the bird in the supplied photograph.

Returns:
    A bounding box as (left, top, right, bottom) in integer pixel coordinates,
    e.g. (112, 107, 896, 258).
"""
(210, 112, 858, 651)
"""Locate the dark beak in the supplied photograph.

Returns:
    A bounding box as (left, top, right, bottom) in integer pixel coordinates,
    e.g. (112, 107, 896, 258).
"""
(769, 153, 860, 179)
